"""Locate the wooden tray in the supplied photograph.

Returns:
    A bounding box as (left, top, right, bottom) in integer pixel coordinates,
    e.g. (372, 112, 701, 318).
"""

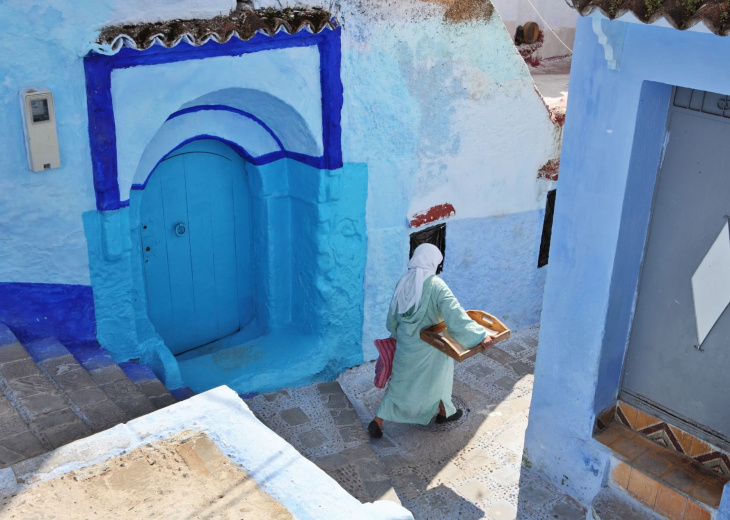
(420, 310, 511, 362)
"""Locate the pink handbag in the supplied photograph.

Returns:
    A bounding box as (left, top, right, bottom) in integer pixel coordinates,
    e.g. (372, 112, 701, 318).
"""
(373, 338, 396, 388)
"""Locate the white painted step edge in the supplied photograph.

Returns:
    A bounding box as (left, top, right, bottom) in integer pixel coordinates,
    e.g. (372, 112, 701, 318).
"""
(0, 385, 413, 520)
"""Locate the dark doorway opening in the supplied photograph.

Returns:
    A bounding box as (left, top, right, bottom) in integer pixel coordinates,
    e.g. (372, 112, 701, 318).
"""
(538, 190, 556, 268)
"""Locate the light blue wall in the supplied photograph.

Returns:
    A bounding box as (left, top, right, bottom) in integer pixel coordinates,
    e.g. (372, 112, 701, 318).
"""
(524, 15, 730, 505)
(340, 13, 559, 358)
(0, 1, 236, 286)
(1, 1, 559, 389)
(441, 210, 548, 330)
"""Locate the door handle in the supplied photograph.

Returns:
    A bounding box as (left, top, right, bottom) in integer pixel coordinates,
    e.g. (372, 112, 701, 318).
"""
(174, 222, 187, 237)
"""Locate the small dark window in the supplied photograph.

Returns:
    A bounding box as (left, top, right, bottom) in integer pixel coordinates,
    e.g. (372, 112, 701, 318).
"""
(538, 190, 556, 268)
(410, 224, 446, 274)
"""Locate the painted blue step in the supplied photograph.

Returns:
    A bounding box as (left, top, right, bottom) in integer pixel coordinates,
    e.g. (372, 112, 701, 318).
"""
(0, 323, 183, 470)
(0, 325, 46, 467)
(170, 387, 195, 401)
(119, 360, 177, 410)
(70, 347, 155, 418)
(118, 360, 157, 384)
(0, 331, 91, 452)
(24, 338, 127, 432)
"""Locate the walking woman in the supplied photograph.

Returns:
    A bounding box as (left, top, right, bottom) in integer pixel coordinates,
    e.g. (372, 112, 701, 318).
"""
(368, 243, 494, 438)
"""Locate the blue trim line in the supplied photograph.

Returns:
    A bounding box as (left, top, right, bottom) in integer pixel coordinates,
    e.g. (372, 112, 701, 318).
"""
(166, 105, 286, 151)
(84, 29, 344, 211)
(128, 134, 329, 195)
(319, 32, 344, 170)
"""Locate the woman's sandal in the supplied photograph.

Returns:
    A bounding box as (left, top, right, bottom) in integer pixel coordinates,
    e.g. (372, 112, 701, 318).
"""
(435, 408, 463, 424)
(367, 420, 383, 438)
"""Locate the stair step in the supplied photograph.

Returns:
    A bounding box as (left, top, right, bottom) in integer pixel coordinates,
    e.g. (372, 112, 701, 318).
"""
(591, 488, 664, 520)
(24, 338, 127, 432)
(0, 330, 91, 452)
(597, 422, 723, 518)
(119, 361, 177, 410)
(170, 387, 195, 402)
(0, 323, 182, 469)
(0, 395, 45, 468)
(68, 344, 156, 419)
(0, 327, 53, 467)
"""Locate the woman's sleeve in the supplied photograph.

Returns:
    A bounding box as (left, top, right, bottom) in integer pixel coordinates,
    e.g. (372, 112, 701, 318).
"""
(434, 279, 487, 349)
(386, 306, 398, 340)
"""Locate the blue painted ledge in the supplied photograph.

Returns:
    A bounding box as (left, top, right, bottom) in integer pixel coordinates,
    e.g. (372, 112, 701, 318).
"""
(119, 360, 158, 384)
(0, 323, 19, 348)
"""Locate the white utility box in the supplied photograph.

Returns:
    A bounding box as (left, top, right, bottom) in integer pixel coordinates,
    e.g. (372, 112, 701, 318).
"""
(20, 89, 61, 172)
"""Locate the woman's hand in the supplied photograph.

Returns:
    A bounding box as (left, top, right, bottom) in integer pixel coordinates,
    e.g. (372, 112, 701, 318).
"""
(481, 335, 495, 350)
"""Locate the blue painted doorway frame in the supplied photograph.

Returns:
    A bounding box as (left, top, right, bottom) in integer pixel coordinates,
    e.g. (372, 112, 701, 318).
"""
(83, 28, 344, 211)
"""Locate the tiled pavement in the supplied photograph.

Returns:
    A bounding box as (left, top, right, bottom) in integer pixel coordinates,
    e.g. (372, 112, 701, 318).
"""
(246, 325, 587, 520)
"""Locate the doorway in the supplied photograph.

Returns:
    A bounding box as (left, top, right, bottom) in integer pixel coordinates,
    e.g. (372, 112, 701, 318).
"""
(139, 139, 252, 355)
(620, 88, 730, 444)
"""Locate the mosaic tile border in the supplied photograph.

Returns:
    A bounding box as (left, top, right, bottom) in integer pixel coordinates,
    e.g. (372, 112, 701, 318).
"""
(596, 401, 730, 478)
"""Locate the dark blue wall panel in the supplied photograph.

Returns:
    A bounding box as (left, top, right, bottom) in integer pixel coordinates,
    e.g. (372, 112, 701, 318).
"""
(0, 282, 96, 347)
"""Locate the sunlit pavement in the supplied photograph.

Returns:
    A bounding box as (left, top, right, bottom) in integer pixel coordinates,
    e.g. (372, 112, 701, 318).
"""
(246, 325, 586, 520)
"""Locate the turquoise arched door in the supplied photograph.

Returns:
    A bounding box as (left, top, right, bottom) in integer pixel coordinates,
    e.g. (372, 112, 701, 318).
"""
(139, 139, 250, 355)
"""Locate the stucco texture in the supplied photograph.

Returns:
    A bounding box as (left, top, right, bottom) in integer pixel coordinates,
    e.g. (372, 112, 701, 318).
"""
(1, 0, 558, 382)
(0, 1, 236, 286)
(524, 14, 730, 511)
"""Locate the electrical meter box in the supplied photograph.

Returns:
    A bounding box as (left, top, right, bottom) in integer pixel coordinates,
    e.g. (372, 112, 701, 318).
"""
(20, 89, 61, 172)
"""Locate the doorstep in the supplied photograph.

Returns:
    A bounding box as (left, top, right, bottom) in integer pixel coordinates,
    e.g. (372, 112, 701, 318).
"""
(596, 422, 728, 519)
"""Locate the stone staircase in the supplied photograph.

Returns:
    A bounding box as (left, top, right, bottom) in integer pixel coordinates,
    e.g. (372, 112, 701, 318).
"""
(0, 323, 184, 469)
(593, 422, 727, 520)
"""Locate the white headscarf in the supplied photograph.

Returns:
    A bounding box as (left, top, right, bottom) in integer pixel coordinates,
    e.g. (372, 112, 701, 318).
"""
(390, 243, 443, 315)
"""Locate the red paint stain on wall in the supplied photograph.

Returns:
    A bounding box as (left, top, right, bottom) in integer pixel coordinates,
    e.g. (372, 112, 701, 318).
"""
(409, 203, 456, 228)
(538, 158, 560, 181)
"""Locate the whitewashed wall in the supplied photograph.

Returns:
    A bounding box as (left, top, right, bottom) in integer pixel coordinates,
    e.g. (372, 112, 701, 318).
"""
(490, 0, 576, 58)
(0, 0, 559, 362)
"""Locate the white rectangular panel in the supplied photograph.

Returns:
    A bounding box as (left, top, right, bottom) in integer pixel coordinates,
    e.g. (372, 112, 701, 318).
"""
(691, 220, 730, 344)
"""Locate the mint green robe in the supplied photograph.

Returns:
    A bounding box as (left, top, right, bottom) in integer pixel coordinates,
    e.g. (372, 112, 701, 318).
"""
(376, 275, 488, 425)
